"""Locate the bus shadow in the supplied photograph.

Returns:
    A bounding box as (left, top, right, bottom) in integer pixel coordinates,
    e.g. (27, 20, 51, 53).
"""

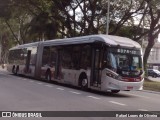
(12, 74, 133, 98)
(84, 89, 133, 98)
(48, 81, 132, 98)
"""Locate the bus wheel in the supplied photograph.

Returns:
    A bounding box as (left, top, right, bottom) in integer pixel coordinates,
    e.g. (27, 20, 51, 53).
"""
(80, 78, 88, 90)
(111, 90, 120, 93)
(46, 71, 51, 82)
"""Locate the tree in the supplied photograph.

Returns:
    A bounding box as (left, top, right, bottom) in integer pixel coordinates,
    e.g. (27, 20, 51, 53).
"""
(11, 0, 60, 41)
(143, 0, 160, 69)
(0, 20, 14, 64)
(0, 0, 159, 69)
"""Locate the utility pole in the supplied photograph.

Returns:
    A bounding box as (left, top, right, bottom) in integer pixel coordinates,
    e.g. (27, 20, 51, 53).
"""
(106, 0, 110, 35)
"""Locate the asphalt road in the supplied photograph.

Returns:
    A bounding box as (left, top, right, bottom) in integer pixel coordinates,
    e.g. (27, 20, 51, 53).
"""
(0, 68, 160, 120)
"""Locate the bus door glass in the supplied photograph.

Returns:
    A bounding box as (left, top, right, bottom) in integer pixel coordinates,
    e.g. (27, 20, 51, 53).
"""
(55, 48, 63, 80)
(91, 45, 102, 86)
(26, 50, 31, 72)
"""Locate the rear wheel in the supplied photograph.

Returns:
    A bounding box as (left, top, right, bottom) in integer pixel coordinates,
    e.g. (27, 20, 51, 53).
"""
(111, 90, 120, 93)
(80, 78, 88, 90)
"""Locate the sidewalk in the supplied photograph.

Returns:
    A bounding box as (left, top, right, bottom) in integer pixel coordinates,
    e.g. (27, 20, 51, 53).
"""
(147, 77, 160, 82)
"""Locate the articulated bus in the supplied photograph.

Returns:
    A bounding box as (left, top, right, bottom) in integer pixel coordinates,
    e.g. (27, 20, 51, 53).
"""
(7, 34, 144, 93)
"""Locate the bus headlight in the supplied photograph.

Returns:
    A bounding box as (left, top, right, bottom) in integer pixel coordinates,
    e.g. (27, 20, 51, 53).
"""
(106, 70, 121, 80)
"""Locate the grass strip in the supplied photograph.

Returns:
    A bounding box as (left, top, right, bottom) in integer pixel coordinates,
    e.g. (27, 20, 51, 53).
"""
(143, 80, 160, 92)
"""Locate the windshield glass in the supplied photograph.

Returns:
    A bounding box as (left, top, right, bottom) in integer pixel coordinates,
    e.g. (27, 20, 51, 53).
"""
(103, 48, 143, 77)
(153, 69, 160, 74)
(116, 54, 141, 70)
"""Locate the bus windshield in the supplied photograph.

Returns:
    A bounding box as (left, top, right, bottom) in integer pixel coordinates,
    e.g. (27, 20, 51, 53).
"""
(103, 48, 143, 77)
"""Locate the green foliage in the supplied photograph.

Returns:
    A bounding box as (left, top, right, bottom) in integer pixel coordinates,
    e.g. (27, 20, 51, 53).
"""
(144, 80, 160, 92)
(0, 0, 148, 42)
(0, 19, 15, 63)
(0, 0, 159, 66)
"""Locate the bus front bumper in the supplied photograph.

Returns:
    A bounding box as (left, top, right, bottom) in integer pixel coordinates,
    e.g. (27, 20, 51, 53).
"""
(101, 76, 144, 91)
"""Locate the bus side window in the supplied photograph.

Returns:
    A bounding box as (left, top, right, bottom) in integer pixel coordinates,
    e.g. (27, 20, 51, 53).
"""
(42, 46, 50, 66)
(80, 45, 91, 69)
(50, 47, 57, 67)
(61, 46, 72, 69)
(30, 47, 37, 65)
(103, 52, 116, 70)
(72, 46, 81, 70)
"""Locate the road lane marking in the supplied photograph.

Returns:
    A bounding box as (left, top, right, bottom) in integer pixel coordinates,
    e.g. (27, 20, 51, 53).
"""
(56, 88, 64, 90)
(37, 82, 43, 85)
(138, 109, 148, 111)
(69, 91, 81, 94)
(22, 79, 27, 81)
(87, 96, 101, 100)
(29, 80, 34, 83)
(109, 101, 126, 106)
(130, 94, 150, 99)
(123, 93, 150, 99)
(45, 85, 53, 88)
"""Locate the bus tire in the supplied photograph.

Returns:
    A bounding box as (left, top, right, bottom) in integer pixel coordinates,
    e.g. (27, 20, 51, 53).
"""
(46, 70, 51, 82)
(81, 78, 88, 90)
(111, 90, 120, 93)
(79, 73, 88, 90)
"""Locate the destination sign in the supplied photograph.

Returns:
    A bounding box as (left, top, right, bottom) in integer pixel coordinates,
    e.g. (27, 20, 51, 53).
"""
(110, 48, 141, 55)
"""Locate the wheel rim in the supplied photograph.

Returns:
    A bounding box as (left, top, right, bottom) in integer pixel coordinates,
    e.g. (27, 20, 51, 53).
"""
(82, 79, 87, 87)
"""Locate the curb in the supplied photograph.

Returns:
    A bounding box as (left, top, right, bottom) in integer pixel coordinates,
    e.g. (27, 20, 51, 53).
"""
(142, 90, 160, 95)
(145, 77, 160, 82)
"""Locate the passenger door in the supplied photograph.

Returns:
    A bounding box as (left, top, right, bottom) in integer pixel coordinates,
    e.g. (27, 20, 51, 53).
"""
(55, 49, 63, 80)
(25, 50, 31, 73)
(90, 46, 102, 87)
